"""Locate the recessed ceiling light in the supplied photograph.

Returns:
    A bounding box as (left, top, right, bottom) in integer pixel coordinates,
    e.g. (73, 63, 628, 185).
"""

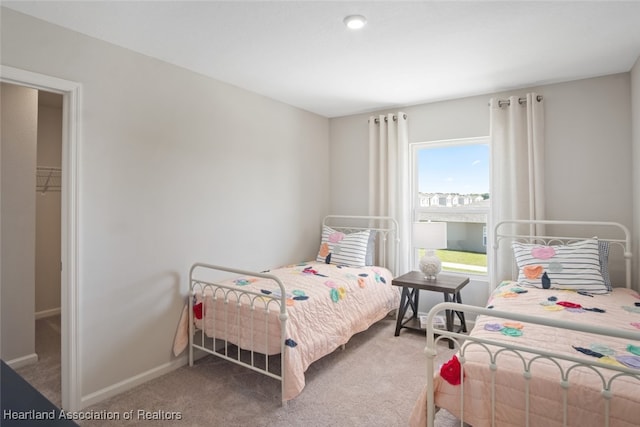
(344, 15, 367, 30)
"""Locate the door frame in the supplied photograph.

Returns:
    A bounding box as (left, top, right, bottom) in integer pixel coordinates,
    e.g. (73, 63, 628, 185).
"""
(1, 65, 81, 411)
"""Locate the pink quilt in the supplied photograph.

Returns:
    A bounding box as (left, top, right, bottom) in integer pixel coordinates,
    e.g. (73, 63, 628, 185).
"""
(189, 261, 399, 401)
(410, 284, 640, 427)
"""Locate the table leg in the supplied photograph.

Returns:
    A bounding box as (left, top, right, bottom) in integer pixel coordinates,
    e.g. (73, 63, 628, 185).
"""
(443, 293, 453, 332)
(443, 293, 454, 349)
(412, 287, 420, 321)
(395, 287, 410, 336)
(455, 291, 468, 333)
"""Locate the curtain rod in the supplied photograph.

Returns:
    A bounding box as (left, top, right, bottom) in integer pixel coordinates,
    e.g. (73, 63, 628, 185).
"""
(370, 113, 407, 124)
(490, 95, 544, 107)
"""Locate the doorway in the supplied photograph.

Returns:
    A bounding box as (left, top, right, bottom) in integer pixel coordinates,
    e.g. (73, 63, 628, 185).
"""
(0, 66, 81, 411)
(15, 89, 63, 405)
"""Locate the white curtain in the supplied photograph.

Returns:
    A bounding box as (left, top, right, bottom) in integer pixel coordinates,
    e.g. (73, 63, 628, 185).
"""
(490, 93, 545, 283)
(368, 112, 410, 275)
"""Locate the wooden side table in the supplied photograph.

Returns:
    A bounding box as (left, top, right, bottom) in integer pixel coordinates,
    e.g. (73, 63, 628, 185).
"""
(392, 271, 469, 348)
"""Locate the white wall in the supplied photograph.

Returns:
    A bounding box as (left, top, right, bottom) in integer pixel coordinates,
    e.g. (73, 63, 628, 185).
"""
(330, 73, 635, 307)
(330, 96, 487, 216)
(331, 74, 633, 224)
(631, 56, 640, 287)
(1, 83, 38, 362)
(543, 74, 632, 226)
(1, 8, 330, 404)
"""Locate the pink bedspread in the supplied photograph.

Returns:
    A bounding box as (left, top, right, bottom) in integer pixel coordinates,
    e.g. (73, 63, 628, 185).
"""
(410, 284, 640, 427)
(188, 261, 399, 401)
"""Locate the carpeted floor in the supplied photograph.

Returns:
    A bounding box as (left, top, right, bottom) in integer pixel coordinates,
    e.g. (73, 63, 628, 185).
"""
(15, 314, 462, 426)
(15, 315, 63, 407)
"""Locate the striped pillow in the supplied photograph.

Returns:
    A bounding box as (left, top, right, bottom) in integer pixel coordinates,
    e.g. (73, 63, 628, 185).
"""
(598, 240, 612, 292)
(316, 226, 370, 267)
(512, 239, 607, 293)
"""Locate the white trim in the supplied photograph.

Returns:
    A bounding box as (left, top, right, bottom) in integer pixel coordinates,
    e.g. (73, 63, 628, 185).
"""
(80, 356, 188, 408)
(6, 353, 39, 370)
(0, 65, 81, 411)
(35, 307, 61, 320)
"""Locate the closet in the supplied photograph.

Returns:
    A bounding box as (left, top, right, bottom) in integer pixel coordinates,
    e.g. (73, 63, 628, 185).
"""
(0, 84, 63, 404)
(33, 89, 63, 405)
(35, 91, 63, 321)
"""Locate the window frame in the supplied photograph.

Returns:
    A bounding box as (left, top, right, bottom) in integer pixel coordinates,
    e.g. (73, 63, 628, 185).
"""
(410, 136, 490, 278)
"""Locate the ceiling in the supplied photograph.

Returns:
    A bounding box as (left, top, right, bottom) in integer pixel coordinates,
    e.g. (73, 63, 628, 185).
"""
(4, 1, 640, 118)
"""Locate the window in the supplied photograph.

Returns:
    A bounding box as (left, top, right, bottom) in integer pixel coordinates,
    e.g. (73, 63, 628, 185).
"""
(411, 137, 490, 276)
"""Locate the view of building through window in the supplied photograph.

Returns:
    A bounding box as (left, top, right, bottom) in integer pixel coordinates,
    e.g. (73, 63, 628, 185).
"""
(412, 138, 490, 276)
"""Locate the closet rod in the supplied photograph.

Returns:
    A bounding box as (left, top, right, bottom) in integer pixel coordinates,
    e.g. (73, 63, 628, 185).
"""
(490, 95, 544, 107)
(36, 166, 62, 194)
(370, 113, 408, 124)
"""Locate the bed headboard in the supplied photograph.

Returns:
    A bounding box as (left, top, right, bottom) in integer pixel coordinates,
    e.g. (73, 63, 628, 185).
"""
(493, 220, 632, 290)
(322, 215, 399, 276)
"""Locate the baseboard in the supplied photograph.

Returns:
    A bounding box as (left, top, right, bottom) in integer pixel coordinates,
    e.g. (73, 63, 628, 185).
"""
(80, 356, 188, 409)
(35, 307, 61, 319)
(79, 349, 210, 410)
(6, 353, 39, 369)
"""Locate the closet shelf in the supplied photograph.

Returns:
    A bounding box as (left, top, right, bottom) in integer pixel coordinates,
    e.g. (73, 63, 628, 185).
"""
(36, 166, 61, 194)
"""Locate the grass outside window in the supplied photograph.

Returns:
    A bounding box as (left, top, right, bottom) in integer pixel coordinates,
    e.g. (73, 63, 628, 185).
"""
(419, 249, 487, 275)
(436, 250, 486, 267)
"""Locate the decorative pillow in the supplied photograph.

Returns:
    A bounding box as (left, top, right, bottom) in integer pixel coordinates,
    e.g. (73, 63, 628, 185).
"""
(598, 240, 612, 292)
(317, 226, 371, 267)
(365, 231, 376, 266)
(512, 239, 607, 293)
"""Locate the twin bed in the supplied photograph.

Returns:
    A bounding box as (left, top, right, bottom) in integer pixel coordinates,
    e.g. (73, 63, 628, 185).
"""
(185, 215, 400, 403)
(412, 220, 640, 427)
(180, 216, 639, 426)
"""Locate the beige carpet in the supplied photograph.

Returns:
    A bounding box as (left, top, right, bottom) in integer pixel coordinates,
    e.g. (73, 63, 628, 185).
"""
(15, 315, 62, 407)
(16, 314, 462, 426)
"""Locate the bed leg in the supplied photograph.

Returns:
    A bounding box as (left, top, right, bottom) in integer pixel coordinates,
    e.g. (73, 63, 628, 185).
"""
(341, 344, 346, 351)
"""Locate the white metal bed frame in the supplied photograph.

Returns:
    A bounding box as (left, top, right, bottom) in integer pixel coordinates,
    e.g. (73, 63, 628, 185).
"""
(423, 219, 639, 427)
(188, 215, 398, 405)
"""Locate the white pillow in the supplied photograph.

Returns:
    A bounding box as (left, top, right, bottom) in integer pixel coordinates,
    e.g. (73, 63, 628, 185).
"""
(512, 239, 607, 293)
(316, 226, 371, 267)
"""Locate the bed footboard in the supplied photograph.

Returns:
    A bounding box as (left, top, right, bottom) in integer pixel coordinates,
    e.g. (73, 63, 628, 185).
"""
(188, 263, 289, 405)
(424, 302, 640, 427)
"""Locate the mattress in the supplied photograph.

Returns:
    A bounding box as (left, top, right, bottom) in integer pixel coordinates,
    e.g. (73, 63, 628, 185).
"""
(410, 283, 640, 427)
(193, 261, 400, 401)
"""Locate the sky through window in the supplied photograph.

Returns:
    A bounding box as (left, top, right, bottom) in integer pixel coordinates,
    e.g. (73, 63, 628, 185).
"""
(418, 144, 489, 194)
